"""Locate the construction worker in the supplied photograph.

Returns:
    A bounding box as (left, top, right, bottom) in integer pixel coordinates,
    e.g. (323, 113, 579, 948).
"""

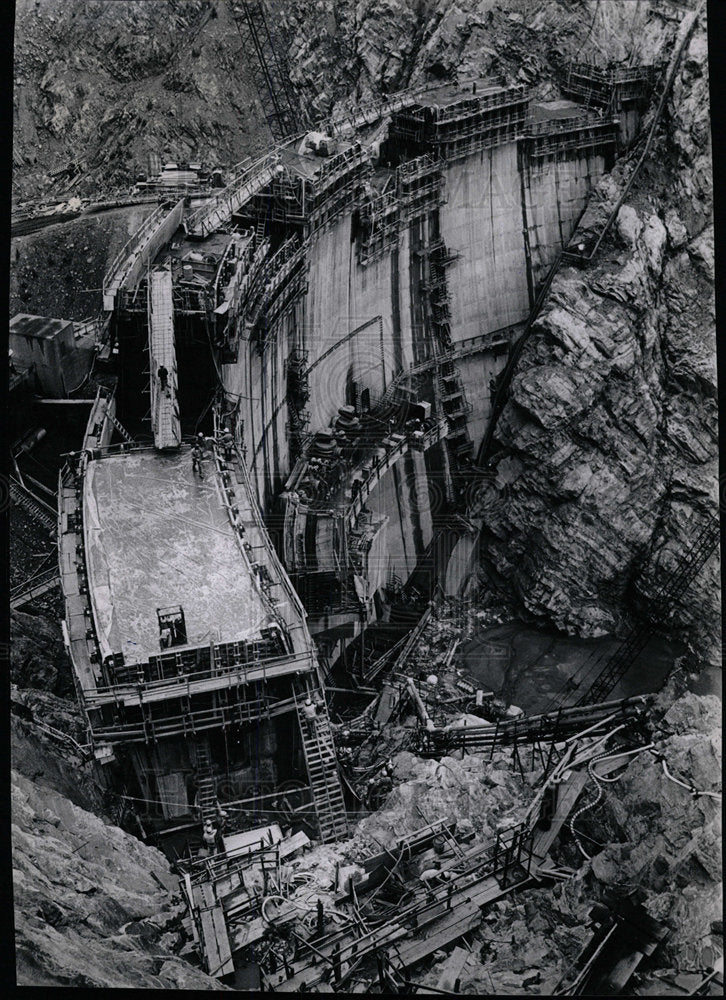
(302, 696, 317, 737)
(191, 444, 205, 480)
(220, 428, 234, 462)
(157, 365, 169, 395)
(201, 820, 217, 855)
(215, 800, 229, 833)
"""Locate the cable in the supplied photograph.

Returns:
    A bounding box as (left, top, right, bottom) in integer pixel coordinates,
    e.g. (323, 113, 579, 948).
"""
(570, 742, 655, 859)
(650, 750, 722, 800)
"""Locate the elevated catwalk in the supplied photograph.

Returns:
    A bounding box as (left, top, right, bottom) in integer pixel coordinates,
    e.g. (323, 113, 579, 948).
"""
(83, 447, 270, 666)
(148, 267, 182, 450)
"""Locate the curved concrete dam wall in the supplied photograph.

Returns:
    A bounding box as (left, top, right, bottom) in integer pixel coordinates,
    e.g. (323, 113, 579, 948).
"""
(212, 86, 618, 650)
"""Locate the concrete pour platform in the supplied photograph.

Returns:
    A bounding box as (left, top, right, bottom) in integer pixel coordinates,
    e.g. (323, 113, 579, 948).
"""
(83, 447, 269, 666)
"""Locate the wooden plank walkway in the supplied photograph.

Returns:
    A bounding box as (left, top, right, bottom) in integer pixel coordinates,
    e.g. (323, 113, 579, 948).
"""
(193, 882, 235, 978)
(148, 267, 181, 450)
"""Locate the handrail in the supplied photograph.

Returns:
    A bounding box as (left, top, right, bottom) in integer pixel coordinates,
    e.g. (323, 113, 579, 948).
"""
(213, 404, 311, 635)
(103, 201, 170, 291)
(345, 417, 449, 528)
(10, 564, 59, 600)
(84, 649, 313, 703)
(9, 475, 58, 520)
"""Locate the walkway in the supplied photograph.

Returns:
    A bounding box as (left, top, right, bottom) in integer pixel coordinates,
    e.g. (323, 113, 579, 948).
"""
(148, 267, 181, 450)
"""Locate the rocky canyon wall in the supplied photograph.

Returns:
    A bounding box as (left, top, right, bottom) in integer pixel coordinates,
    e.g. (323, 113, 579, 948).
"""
(476, 11, 718, 664)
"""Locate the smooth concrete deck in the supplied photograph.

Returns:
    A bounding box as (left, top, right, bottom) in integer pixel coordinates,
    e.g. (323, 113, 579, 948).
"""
(83, 448, 270, 665)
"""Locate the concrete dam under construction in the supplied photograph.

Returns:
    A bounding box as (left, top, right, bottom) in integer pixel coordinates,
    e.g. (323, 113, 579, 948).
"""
(66, 75, 642, 827)
(10, 1, 721, 992)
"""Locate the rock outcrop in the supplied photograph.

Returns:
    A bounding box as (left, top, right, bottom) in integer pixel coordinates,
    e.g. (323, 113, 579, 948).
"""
(12, 769, 226, 989)
(13, 0, 270, 202)
(11, 610, 75, 698)
(478, 10, 718, 666)
(580, 689, 722, 976)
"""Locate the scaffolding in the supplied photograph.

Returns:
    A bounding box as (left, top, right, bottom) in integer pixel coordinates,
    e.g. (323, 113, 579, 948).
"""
(285, 347, 311, 463)
(561, 61, 658, 113)
(389, 105, 428, 145)
(245, 234, 307, 351)
(429, 85, 529, 162)
(522, 115, 618, 161)
(396, 154, 447, 220)
(308, 142, 373, 235)
(238, 170, 309, 229)
(357, 186, 400, 266)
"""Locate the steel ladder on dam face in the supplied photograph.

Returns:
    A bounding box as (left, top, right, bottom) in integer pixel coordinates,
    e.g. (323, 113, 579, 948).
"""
(293, 683, 349, 843)
(194, 740, 218, 825)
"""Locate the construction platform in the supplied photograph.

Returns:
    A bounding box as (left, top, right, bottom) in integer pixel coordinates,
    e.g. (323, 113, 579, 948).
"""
(83, 447, 270, 665)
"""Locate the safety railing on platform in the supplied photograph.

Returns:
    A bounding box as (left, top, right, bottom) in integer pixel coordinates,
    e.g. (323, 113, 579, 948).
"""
(103, 202, 173, 303)
(416, 696, 651, 760)
(346, 417, 449, 528)
(213, 403, 312, 640)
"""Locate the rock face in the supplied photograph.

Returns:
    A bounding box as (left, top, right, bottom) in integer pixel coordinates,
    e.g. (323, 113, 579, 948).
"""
(13, 0, 675, 203)
(12, 769, 226, 989)
(12, 0, 271, 201)
(11, 610, 75, 698)
(282, 0, 673, 118)
(478, 11, 719, 665)
(582, 690, 722, 975)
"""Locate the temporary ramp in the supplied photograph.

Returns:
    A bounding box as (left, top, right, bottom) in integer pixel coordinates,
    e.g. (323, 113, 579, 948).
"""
(103, 199, 184, 312)
(148, 267, 181, 451)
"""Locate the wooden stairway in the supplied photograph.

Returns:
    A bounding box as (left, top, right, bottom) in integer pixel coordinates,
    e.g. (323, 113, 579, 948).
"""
(195, 740, 217, 825)
(293, 684, 349, 844)
(106, 410, 135, 445)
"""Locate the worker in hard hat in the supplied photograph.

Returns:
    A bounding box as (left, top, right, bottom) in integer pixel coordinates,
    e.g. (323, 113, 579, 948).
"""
(191, 444, 205, 480)
(219, 428, 234, 461)
(302, 696, 317, 737)
(201, 820, 218, 856)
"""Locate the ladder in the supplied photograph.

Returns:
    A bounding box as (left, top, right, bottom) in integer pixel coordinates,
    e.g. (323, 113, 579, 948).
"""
(579, 516, 721, 706)
(107, 411, 135, 445)
(256, 216, 266, 246)
(195, 739, 217, 825)
(293, 684, 349, 843)
(9, 478, 57, 532)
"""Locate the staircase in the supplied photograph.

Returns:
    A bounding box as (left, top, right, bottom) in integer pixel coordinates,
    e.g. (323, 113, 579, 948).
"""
(195, 740, 217, 825)
(107, 410, 135, 445)
(9, 478, 57, 533)
(293, 683, 349, 843)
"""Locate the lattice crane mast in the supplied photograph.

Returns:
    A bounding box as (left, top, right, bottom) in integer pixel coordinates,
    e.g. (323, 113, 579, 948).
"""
(232, 1, 306, 141)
